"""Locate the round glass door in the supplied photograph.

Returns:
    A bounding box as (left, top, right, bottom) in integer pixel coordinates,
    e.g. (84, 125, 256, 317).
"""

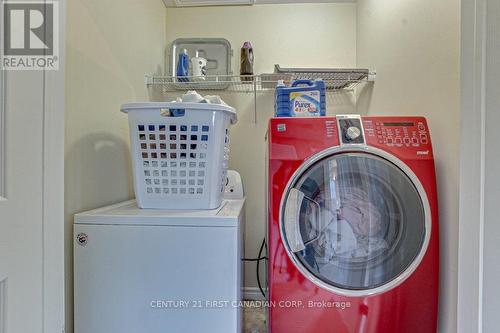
(282, 152, 428, 292)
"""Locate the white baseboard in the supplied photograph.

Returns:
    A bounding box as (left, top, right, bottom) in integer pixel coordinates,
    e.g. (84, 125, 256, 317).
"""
(243, 287, 267, 301)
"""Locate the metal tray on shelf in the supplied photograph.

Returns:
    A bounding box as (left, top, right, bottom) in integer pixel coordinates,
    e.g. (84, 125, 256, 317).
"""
(169, 38, 233, 90)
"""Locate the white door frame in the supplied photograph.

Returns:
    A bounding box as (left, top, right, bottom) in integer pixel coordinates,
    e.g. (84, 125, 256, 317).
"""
(42, 0, 66, 331)
(1, 0, 67, 331)
(458, 0, 494, 331)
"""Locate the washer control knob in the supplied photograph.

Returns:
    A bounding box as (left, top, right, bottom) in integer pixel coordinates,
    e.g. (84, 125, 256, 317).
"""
(346, 126, 361, 140)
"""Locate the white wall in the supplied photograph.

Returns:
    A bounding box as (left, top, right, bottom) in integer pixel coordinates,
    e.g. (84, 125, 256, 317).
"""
(164, 3, 357, 291)
(65, 1, 166, 332)
(356, 1, 460, 332)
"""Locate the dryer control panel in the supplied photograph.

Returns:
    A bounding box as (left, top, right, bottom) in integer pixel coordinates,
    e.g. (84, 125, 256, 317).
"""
(268, 116, 433, 162)
(362, 118, 431, 148)
(337, 115, 365, 145)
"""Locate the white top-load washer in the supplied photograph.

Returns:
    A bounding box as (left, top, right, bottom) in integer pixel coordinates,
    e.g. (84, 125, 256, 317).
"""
(74, 171, 245, 333)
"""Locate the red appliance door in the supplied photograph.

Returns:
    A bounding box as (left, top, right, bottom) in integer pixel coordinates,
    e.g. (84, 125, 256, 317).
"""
(281, 151, 430, 296)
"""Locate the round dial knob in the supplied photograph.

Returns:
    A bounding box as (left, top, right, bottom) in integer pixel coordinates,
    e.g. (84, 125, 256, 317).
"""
(346, 126, 361, 140)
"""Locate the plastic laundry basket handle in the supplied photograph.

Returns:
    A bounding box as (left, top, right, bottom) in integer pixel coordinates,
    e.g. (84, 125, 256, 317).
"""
(291, 79, 315, 87)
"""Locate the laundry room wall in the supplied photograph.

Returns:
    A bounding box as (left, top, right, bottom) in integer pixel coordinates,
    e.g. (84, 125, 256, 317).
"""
(163, 3, 358, 294)
(356, 0, 460, 332)
(65, 0, 166, 332)
(64, 0, 460, 329)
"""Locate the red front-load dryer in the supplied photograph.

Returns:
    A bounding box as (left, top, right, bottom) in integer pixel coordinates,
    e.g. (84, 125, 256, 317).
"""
(267, 115, 439, 333)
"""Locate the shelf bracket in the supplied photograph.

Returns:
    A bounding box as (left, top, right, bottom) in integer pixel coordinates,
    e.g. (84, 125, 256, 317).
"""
(254, 79, 257, 124)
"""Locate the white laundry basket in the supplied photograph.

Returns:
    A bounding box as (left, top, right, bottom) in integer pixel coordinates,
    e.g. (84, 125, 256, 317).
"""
(121, 102, 237, 209)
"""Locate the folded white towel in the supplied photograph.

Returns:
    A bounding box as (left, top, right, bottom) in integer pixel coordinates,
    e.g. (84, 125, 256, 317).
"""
(171, 90, 228, 106)
(180, 90, 204, 103)
(202, 95, 228, 106)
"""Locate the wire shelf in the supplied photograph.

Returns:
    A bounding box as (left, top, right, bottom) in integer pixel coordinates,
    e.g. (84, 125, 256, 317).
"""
(146, 75, 263, 93)
(145, 70, 375, 93)
(146, 69, 376, 123)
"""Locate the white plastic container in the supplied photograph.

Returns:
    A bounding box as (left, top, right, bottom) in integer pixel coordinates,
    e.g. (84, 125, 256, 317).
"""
(121, 102, 237, 209)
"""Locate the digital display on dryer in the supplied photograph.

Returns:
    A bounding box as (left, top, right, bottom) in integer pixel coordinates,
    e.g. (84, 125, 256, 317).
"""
(383, 122, 415, 127)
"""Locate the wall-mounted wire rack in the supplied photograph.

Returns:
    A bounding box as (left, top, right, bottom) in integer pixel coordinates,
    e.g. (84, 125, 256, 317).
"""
(271, 65, 376, 90)
(146, 75, 265, 93)
(145, 68, 376, 122)
(146, 69, 375, 92)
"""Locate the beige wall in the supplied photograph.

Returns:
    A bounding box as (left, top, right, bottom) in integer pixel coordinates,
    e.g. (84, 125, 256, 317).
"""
(65, 1, 460, 330)
(356, 0, 460, 332)
(65, 0, 166, 331)
(164, 3, 358, 291)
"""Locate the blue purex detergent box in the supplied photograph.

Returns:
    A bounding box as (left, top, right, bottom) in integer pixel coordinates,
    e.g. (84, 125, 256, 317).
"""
(275, 79, 326, 117)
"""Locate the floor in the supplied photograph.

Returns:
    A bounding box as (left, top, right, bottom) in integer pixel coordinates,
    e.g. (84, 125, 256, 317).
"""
(243, 301, 267, 333)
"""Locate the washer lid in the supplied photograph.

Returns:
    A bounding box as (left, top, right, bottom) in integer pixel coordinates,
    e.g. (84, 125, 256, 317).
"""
(280, 148, 431, 296)
(74, 199, 244, 227)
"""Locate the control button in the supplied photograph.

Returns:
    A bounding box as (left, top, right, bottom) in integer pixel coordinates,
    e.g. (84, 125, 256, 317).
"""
(418, 123, 425, 131)
(404, 137, 411, 145)
(346, 126, 362, 140)
(395, 138, 402, 145)
(412, 137, 419, 145)
(420, 134, 428, 144)
(387, 137, 394, 145)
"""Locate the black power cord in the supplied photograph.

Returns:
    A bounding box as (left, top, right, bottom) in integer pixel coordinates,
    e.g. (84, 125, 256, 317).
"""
(242, 256, 267, 262)
(242, 238, 268, 298)
(256, 238, 266, 298)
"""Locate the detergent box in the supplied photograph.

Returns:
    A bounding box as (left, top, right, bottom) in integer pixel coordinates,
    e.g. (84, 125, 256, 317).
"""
(274, 79, 326, 117)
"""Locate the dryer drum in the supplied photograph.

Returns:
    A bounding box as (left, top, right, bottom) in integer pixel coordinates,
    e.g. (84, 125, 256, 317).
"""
(307, 172, 406, 270)
(282, 152, 427, 292)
